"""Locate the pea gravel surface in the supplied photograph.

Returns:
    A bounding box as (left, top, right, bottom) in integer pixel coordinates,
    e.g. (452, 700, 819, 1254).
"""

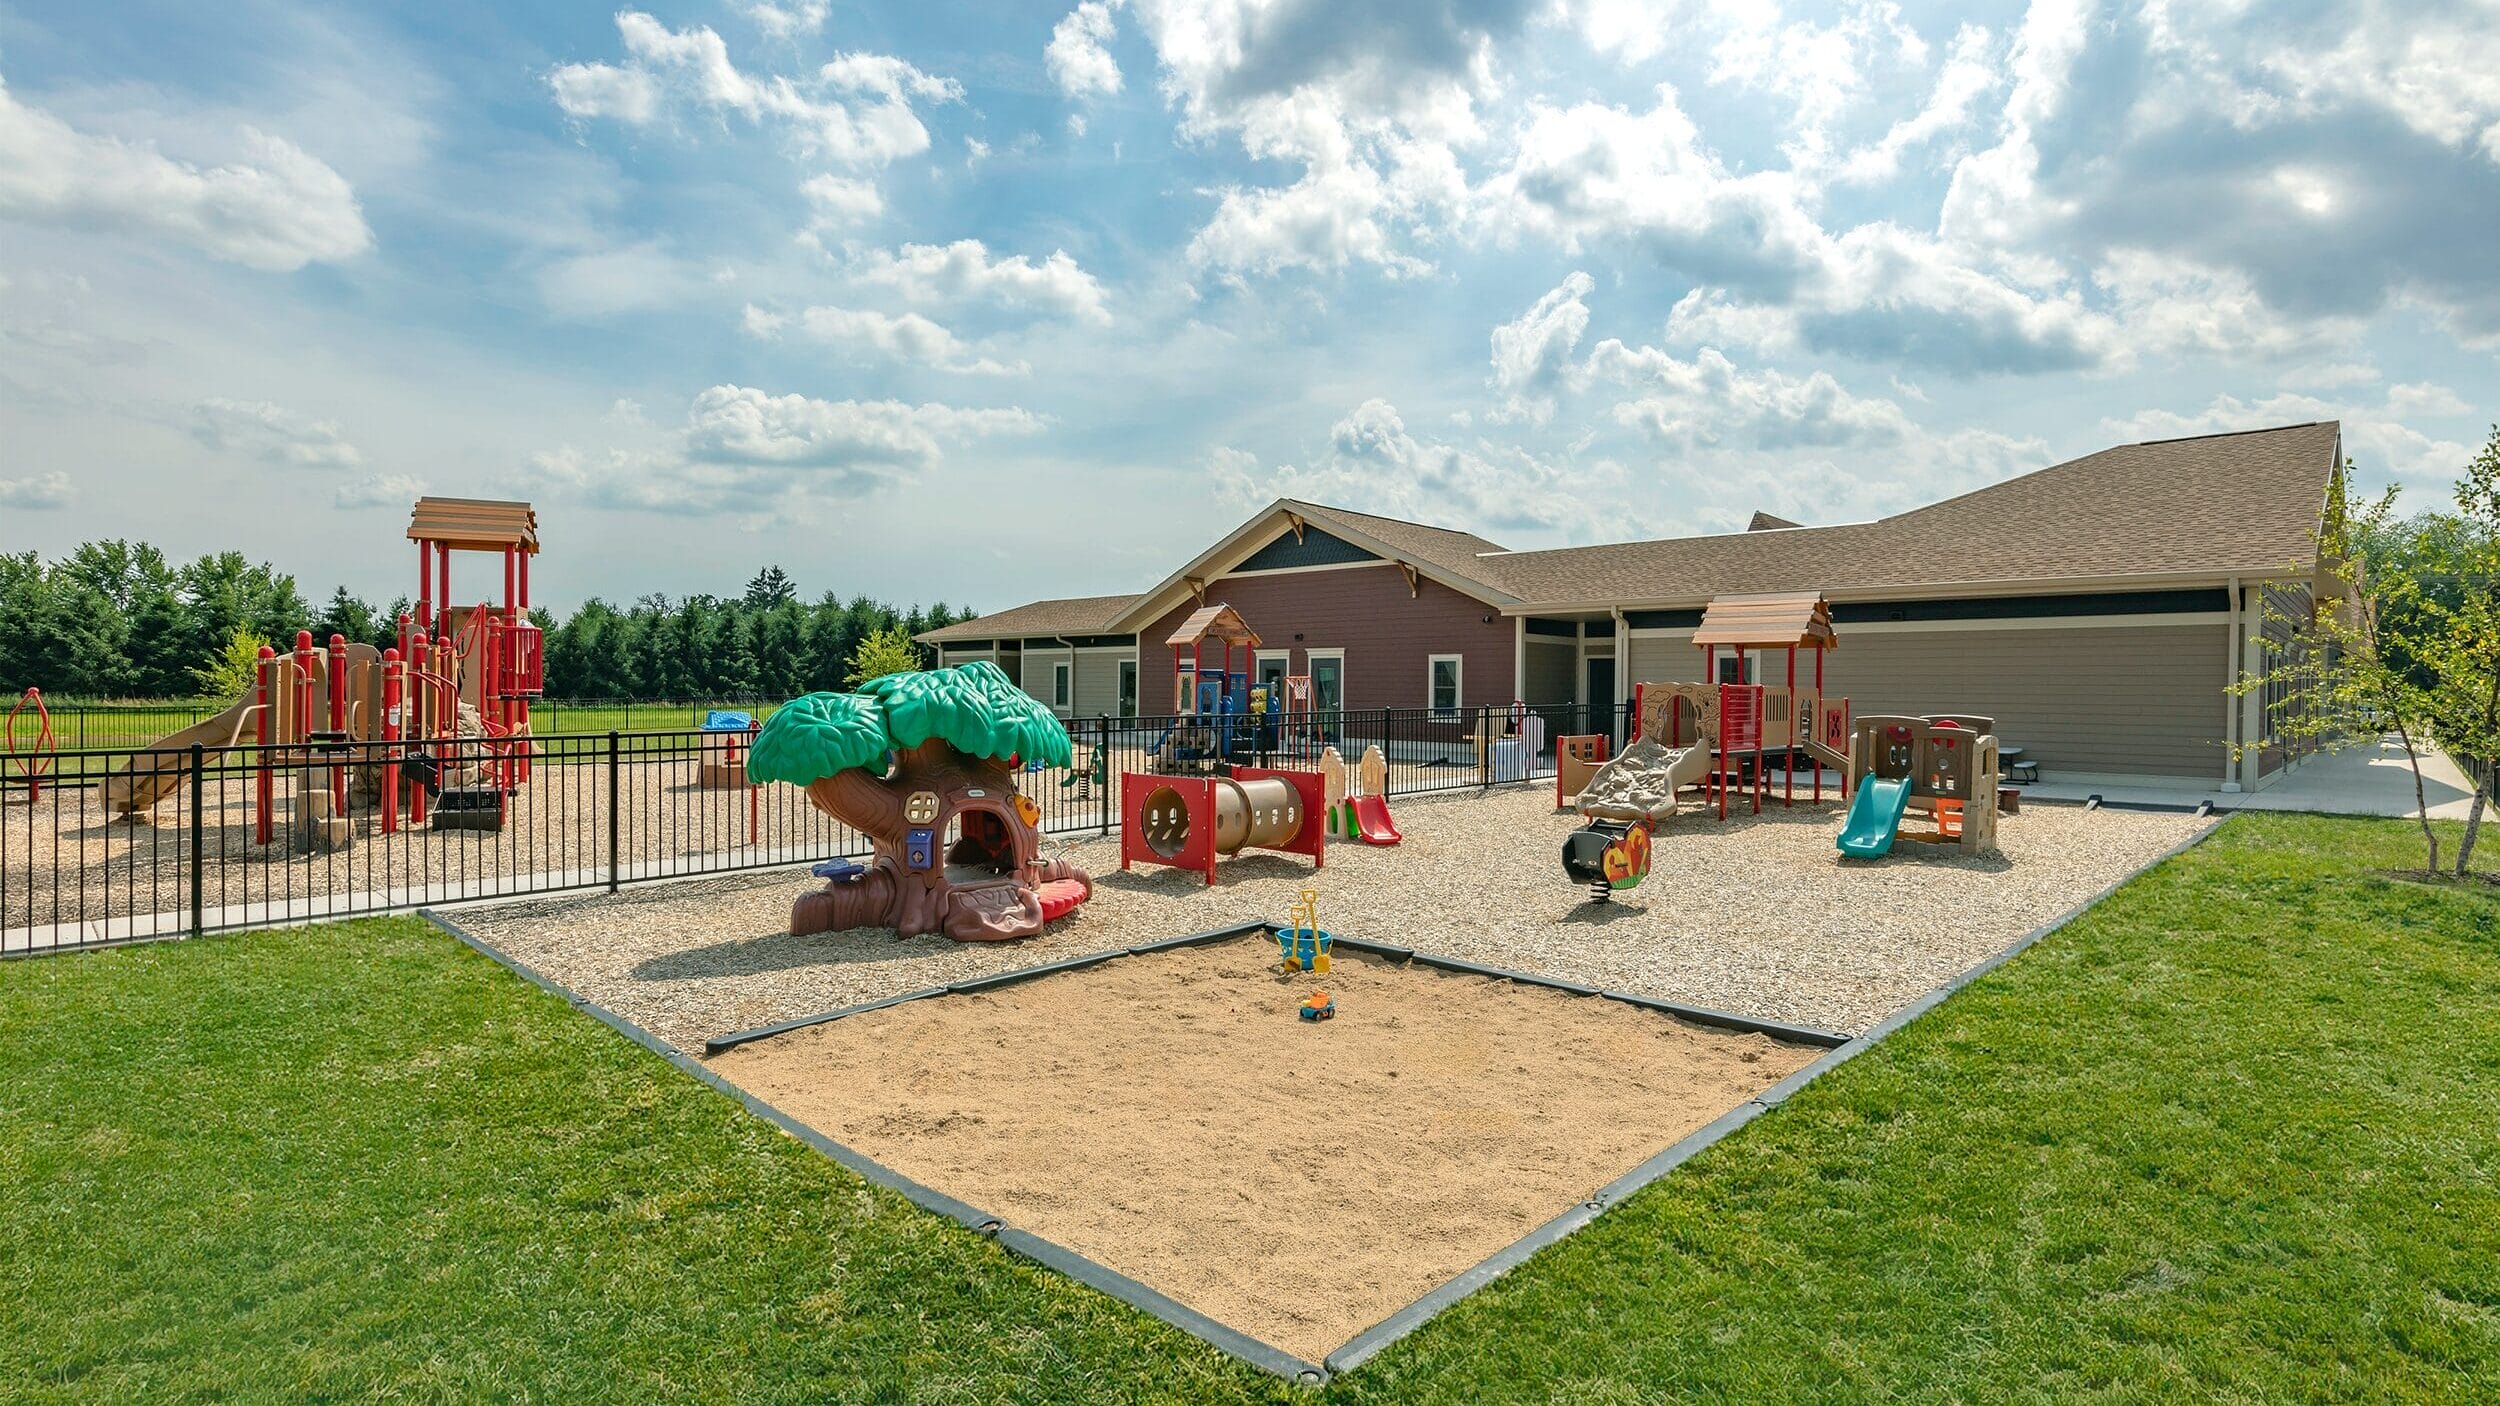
(446, 784, 2211, 1052)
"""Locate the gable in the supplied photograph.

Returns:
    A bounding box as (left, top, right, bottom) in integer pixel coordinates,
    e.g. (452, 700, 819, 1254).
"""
(1232, 526, 1381, 574)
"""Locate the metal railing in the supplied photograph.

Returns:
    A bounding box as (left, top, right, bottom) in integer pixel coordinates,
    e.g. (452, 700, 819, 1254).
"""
(1, 702, 1629, 957)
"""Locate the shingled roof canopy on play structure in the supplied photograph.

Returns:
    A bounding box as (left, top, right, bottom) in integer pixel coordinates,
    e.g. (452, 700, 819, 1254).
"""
(1164, 602, 1261, 649)
(1689, 591, 1839, 651)
(407, 497, 540, 554)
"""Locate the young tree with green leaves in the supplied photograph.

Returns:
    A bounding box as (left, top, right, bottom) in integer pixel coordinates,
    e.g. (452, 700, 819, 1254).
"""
(2414, 426, 2500, 875)
(2235, 467, 2448, 874)
(189, 624, 273, 702)
(844, 622, 925, 685)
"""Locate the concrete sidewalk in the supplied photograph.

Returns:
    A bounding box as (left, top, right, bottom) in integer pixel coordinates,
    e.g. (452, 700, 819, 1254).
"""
(2021, 737, 2485, 820)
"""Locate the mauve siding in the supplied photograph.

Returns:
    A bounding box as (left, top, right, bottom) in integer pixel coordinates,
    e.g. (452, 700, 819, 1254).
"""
(1138, 563, 1514, 712)
(1623, 623, 2231, 779)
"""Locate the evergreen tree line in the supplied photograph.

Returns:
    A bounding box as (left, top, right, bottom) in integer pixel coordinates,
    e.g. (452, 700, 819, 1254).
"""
(0, 547, 973, 703)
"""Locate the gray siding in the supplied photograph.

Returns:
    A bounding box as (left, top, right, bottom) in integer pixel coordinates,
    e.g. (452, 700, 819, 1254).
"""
(1072, 652, 1125, 718)
(1819, 625, 2231, 779)
(1523, 639, 1576, 704)
(1625, 622, 2230, 779)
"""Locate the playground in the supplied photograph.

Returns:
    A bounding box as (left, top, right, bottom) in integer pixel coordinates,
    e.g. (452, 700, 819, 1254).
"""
(457, 785, 2207, 1052)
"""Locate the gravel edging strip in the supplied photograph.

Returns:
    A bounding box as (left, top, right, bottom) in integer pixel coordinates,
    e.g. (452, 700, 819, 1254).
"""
(1320, 811, 2231, 1376)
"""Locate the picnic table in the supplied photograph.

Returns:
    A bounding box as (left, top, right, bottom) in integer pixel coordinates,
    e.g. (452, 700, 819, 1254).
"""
(2000, 745, 2039, 784)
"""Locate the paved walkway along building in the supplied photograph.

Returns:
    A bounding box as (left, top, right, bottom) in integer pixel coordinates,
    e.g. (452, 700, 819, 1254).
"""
(920, 422, 2347, 794)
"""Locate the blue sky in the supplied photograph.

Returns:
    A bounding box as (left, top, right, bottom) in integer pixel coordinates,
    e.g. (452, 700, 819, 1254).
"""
(0, 0, 2492, 612)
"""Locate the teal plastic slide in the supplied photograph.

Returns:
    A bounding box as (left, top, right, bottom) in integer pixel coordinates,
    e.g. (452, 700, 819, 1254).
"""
(1836, 777, 1912, 858)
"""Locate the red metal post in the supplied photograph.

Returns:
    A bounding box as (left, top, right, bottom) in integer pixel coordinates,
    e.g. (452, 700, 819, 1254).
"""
(381, 648, 402, 836)
(747, 718, 761, 845)
(415, 542, 431, 635)
(1785, 644, 1797, 806)
(328, 633, 349, 813)
(1814, 647, 1825, 803)
(254, 646, 275, 845)
(409, 630, 430, 828)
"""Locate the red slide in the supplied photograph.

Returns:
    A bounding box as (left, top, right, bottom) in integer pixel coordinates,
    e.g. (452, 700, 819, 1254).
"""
(1349, 793, 1403, 846)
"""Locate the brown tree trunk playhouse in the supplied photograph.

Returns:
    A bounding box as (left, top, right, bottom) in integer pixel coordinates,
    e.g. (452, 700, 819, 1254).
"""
(749, 662, 1094, 942)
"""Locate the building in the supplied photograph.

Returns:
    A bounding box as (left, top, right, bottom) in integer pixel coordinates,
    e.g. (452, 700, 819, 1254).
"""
(919, 422, 2344, 791)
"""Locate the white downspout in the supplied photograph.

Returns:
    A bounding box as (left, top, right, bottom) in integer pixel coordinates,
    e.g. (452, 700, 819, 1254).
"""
(1512, 616, 1526, 702)
(1611, 607, 1629, 742)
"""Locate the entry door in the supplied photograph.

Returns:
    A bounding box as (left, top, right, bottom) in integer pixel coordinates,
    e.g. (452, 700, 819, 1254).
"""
(1309, 652, 1345, 718)
(1585, 655, 1616, 742)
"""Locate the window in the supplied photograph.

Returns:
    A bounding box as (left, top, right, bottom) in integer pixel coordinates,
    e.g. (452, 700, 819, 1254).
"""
(1051, 660, 1072, 712)
(1118, 660, 1138, 717)
(1428, 654, 1463, 719)
(1716, 654, 1752, 684)
(1256, 650, 1291, 702)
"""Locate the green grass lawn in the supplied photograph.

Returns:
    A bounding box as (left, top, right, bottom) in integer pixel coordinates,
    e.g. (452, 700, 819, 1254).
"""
(4, 813, 2496, 1402)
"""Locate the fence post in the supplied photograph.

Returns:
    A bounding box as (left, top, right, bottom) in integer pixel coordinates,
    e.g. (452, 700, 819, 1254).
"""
(189, 742, 205, 937)
(1097, 715, 1113, 836)
(1479, 704, 1492, 788)
(606, 729, 621, 892)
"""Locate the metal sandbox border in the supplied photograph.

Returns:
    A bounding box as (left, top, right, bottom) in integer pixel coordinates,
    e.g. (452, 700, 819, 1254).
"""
(421, 812, 2225, 1387)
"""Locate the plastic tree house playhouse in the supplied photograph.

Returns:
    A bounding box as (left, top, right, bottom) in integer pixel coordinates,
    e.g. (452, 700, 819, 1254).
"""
(750, 662, 1094, 942)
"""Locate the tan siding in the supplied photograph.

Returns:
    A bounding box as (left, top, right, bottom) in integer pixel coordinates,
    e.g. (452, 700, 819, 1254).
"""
(1020, 646, 1072, 713)
(1626, 633, 1700, 685)
(1523, 639, 1577, 703)
(1071, 653, 1125, 718)
(1819, 624, 2230, 778)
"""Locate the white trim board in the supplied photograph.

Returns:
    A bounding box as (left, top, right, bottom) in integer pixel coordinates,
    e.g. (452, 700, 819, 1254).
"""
(1624, 612, 2229, 640)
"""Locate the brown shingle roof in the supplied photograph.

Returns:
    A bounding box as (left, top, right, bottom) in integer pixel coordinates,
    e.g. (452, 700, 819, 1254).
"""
(1286, 500, 1513, 594)
(917, 592, 1141, 643)
(1482, 422, 2340, 608)
(1746, 511, 1805, 531)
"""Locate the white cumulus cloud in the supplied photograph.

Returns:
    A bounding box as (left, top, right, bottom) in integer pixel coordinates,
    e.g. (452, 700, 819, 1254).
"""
(0, 470, 72, 509)
(191, 398, 364, 471)
(0, 75, 370, 272)
(548, 12, 960, 167)
(1048, 2, 1125, 100)
(740, 302, 1025, 374)
(855, 239, 1111, 323)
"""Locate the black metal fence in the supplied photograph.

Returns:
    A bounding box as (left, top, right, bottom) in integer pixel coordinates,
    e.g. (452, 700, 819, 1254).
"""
(1, 703, 1630, 957)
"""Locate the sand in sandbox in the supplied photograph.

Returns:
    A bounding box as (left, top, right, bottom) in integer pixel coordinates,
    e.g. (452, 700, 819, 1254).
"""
(705, 938, 1823, 1361)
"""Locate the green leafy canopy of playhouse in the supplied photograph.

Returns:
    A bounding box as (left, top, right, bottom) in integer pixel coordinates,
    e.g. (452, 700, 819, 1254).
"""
(746, 661, 1072, 785)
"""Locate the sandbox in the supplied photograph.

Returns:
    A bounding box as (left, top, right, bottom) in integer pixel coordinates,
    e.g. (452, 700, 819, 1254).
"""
(703, 934, 1825, 1362)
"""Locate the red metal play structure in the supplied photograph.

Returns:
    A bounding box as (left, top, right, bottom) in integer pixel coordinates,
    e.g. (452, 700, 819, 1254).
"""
(95, 498, 544, 846)
(1119, 766, 1327, 885)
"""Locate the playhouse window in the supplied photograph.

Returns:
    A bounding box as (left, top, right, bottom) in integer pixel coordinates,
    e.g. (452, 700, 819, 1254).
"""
(1428, 655, 1463, 719)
